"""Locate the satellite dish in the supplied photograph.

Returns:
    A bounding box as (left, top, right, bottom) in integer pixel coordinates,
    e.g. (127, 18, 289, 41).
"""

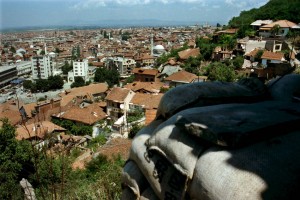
(120, 104, 124, 109)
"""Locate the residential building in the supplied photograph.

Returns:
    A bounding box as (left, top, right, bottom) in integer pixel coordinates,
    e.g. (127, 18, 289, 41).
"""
(105, 57, 136, 77)
(132, 68, 159, 82)
(0, 65, 18, 88)
(31, 55, 53, 79)
(261, 51, 285, 67)
(178, 48, 200, 61)
(15, 61, 32, 77)
(259, 20, 298, 38)
(73, 59, 89, 82)
(164, 70, 206, 87)
(105, 87, 135, 120)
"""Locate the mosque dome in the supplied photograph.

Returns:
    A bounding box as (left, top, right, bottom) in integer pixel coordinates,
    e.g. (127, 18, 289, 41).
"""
(154, 45, 165, 50)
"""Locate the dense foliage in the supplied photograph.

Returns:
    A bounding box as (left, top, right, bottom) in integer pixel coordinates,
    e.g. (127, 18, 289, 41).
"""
(23, 75, 64, 93)
(228, 0, 300, 29)
(71, 76, 86, 88)
(0, 118, 124, 199)
(94, 67, 120, 87)
(51, 118, 93, 136)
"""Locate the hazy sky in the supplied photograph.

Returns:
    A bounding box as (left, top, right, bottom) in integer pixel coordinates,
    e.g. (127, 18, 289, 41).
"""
(0, 0, 268, 29)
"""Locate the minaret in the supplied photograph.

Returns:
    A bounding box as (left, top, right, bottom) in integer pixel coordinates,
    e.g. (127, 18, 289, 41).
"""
(44, 43, 47, 55)
(150, 33, 154, 56)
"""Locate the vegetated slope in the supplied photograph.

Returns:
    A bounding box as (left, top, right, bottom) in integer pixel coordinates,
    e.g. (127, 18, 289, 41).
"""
(228, 0, 300, 27)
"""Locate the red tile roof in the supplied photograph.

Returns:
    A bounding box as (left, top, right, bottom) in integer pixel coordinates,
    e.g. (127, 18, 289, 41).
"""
(261, 51, 284, 61)
(130, 93, 163, 109)
(123, 81, 164, 93)
(178, 48, 200, 60)
(58, 103, 107, 125)
(132, 68, 159, 76)
(164, 70, 198, 83)
(16, 121, 66, 140)
(105, 87, 132, 102)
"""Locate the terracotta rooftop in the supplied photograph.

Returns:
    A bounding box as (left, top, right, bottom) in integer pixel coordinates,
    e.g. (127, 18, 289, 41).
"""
(261, 51, 284, 61)
(245, 48, 263, 57)
(105, 87, 132, 102)
(130, 93, 164, 109)
(132, 68, 159, 76)
(57, 103, 107, 125)
(124, 81, 164, 93)
(16, 121, 66, 140)
(260, 20, 297, 29)
(164, 70, 198, 83)
(178, 48, 200, 60)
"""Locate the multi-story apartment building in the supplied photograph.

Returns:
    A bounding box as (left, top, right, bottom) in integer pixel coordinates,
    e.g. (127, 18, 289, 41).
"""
(31, 55, 53, 79)
(105, 57, 136, 77)
(15, 61, 32, 77)
(0, 65, 18, 88)
(73, 59, 89, 81)
(68, 59, 89, 83)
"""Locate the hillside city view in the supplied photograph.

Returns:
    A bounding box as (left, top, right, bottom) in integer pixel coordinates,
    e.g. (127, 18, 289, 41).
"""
(1, 0, 300, 199)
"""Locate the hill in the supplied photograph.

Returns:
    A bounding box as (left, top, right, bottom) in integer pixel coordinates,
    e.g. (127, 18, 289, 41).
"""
(228, 0, 300, 28)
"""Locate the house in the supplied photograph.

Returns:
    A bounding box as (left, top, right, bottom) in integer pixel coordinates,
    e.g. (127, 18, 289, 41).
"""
(129, 93, 164, 125)
(21, 98, 61, 122)
(105, 87, 135, 120)
(59, 83, 108, 108)
(134, 53, 155, 66)
(259, 20, 298, 38)
(250, 20, 273, 30)
(53, 103, 107, 126)
(178, 48, 200, 61)
(16, 121, 66, 148)
(164, 70, 206, 87)
(123, 81, 164, 94)
(212, 46, 233, 61)
(16, 121, 66, 141)
(132, 68, 159, 82)
(261, 51, 285, 67)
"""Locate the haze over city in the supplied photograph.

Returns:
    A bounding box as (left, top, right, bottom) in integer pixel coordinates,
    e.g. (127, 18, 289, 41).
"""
(1, 0, 268, 30)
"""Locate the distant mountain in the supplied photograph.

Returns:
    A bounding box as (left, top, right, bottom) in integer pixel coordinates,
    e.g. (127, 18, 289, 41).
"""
(228, 0, 300, 27)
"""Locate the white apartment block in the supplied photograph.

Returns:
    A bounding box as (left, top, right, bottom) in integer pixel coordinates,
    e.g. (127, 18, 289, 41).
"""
(68, 59, 89, 83)
(15, 61, 32, 77)
(31, 55, 53, 79)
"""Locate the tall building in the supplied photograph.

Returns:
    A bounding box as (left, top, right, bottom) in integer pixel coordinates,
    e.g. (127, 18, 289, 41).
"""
(68, 59, 89, 83)
(31, 55, 53, 79)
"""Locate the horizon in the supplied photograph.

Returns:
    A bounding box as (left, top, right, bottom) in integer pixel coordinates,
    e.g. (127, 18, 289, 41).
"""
(1, 0, 268, 32)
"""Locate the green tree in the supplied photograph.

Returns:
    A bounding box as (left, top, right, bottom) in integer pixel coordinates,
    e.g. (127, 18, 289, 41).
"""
(48, 75, 64, 90)
(255, 50, 264, 62)
(23, 80, 33, 90)
(0, 118, 33, 199)
(62, 61, 73, 75)
(36, 79, 50, 92)
(94, 68, 120, 87)
(71, 77, 85, 88)
(40, 50, 45, 55)
(10, 46, 16, 53)
(232, 56, 244, 70)
(206, 62, 236, 82)
(124, 75, 135, 85)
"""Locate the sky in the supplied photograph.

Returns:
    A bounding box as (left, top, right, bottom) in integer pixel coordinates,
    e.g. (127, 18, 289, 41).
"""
(0, 0, 268, 29)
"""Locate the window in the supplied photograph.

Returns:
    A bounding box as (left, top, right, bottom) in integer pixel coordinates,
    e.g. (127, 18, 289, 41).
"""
(275, 45, 281, 51)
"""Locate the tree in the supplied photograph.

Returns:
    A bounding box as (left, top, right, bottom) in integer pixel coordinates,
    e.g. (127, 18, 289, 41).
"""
(232, 56, 244, 70)
(271, 24, 281, 37)
(40, 50, 45, 55)
(48, 75, 64, 90)
(36, 79, 50, 92)
(94, 68, 120, 87)
(0, 118, 33, 199)
(10, 46, 16, 53)
(206, 62, 236, 82)
(124, 75, 135, 85)
(71, 77, 85, 88)
(23, 80, 33, 90)
(62, 61, 73, 75)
